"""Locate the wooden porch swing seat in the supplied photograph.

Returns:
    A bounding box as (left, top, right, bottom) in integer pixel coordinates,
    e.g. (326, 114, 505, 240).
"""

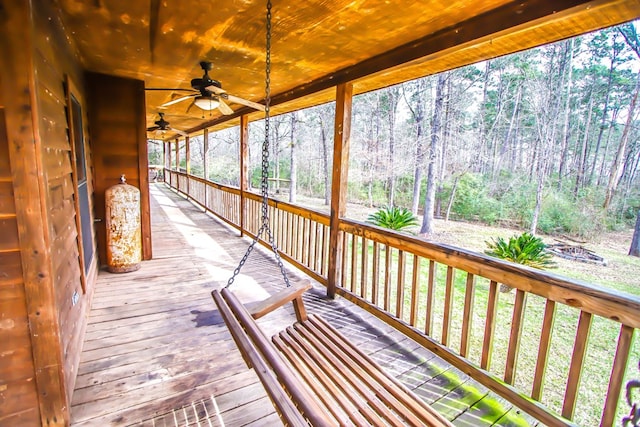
(212, 281, 453, 427)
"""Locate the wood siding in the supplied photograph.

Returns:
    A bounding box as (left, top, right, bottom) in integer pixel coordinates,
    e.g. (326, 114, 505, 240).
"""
(32, 2, 99, 400)
(0, 109, 41, 426)
(87, 73, 152, 264)
(0, 0, 98, 424)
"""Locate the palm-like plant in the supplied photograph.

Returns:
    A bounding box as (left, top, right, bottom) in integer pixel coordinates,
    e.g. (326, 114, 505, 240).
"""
(367, 206, 418, 231)
(485, 232, 556, 269)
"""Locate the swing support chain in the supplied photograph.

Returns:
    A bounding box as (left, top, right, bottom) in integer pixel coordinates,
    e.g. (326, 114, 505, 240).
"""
(226, 0, 291, 289)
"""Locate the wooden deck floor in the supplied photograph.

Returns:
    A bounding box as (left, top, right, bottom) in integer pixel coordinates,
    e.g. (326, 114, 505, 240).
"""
(71, 183, 539, 426)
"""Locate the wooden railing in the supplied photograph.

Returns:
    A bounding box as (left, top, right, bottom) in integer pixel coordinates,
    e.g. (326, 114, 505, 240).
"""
(164, 169, 639, 427)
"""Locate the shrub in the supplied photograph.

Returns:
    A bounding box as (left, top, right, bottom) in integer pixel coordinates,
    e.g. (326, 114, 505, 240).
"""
(367, 206, 418, 231)
(485, 232, 556, 269)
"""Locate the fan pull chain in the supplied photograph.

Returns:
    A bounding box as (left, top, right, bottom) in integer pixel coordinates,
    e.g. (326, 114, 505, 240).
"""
(226, 0, 291, 289)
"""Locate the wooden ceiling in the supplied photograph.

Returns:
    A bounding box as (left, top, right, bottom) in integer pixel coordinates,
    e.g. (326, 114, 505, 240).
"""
(56, 0, 640, 139)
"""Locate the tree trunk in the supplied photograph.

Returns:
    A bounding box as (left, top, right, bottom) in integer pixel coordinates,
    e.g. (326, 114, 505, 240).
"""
(445, 175, 460, 222)
(410, 78, 428, 215)
(574, 92, 594, 197)
(420, 73, 446, 236)
(320, 114, 330, 205)
(604, 72, 640, 209)
(386, 87, 400, 207)
(588, 59, 616, 186)
(558, 39, 575, 190)
(530, 156, 545, 235)
(630, 210, 640, 257)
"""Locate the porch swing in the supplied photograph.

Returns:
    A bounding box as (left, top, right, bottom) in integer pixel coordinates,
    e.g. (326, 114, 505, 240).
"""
(211, 2, 451, 425)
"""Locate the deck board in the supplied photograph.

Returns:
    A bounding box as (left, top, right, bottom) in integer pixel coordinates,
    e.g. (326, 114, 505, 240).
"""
(71, 184, 538, 426)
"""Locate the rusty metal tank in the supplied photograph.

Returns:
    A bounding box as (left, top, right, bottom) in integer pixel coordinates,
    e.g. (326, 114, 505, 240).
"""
(105, 175, 142, 273)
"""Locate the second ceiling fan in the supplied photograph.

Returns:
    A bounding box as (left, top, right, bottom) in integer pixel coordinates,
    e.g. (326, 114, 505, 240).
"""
(146, 61, 265, 115)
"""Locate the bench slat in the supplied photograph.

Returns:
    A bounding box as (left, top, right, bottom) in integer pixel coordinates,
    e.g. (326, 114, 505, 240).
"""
(211, 289, 308, 426)
(284, 325, 392, 426)
(274, 333, 368, 426)
(289, 323, 408, 426)
(310, 315, 452, 425)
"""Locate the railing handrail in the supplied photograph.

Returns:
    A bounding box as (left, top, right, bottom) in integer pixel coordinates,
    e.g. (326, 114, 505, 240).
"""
(165, 167, 640, 329)
(339, 217, 640, 329)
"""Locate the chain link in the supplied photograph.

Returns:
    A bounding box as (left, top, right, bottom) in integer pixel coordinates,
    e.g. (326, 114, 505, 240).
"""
(227, 0, 291, 289)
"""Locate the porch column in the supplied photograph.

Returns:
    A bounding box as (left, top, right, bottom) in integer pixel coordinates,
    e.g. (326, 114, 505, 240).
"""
(185, 135, 190, 197)
(175, 137, 180, 192)
(185, 135, 191, 174)
(203, 128, 210, 181)
(240, 114, 249, 237)
(203, 128, 209, 208)
(327, 82, 353, 298)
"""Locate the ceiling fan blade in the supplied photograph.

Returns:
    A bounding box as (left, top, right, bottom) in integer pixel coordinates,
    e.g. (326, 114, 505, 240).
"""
(207, 85, 265, 112)
(225, 93, 265, 112)
(147, 125, 160, 132)
(145, 88, 196, 92)
(161, 94, 195, 107)
(170, 127, 188, 137)
(218, 98, 234, 115)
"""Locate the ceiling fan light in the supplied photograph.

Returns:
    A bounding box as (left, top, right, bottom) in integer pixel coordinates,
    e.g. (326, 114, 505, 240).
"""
(194, 95, 220, 110)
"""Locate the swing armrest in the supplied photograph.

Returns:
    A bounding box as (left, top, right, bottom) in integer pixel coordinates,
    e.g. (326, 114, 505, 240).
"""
(245, 280, 312, 320)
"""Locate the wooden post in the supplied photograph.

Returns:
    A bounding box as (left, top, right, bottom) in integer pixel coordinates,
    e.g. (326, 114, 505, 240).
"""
(203, 128, 210, 180)
(185, 135, 190, 198)
(175, 137, 180, 192)
(0, 1, 68, 424)
(175, 137, 180, 171)
(135, 79, 152, 260)
(327, 83, 353, 298)
(240, 115, 249, 237)
(203, 128, 209, 208)
(185, 135, 191, 174)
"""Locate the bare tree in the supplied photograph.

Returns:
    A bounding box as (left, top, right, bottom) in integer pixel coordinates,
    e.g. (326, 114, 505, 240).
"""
(403, 78, 430, 215)
(420, 72, 447, 236)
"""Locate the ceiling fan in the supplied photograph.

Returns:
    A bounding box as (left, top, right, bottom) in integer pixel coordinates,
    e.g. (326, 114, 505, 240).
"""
(146, 112, 187, 137)
(146, 61, 265, 115)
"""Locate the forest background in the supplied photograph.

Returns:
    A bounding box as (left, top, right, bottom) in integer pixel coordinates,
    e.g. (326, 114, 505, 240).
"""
(152, 21, 640, 284)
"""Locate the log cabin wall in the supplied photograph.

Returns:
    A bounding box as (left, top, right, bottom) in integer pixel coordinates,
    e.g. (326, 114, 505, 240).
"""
(86, 73, 152, 264)
(0, 108, 41, 426)
(31, 1, 99, 400)
(0, 0, 98, 425)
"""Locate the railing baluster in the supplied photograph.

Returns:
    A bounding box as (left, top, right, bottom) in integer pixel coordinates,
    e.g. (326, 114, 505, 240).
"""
(562, 311, 593, 420)
(305, 218, 312, 268)
(321, 224, 328, 277)
(410, 255, 420, 327)
(396, 250, 406, 319)
(312, 222, 319, 273)
(384, 245, 392, 312)
(360, 237, 369, 299)
(425, 260, 436, 336)
(601, 324, 634, 426)
(372, 241, 379, 306)
(481, 280, 499, 370)
(460, 273, 475, 358)
(505, 289, 527, 385)
(442, 266, 455, 347)
(351, 234, 358, 293)
(341, 233, 348, 287)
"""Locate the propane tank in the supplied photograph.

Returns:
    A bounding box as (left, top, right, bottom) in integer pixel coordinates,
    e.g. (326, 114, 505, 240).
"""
(105, 175, 142, 273)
